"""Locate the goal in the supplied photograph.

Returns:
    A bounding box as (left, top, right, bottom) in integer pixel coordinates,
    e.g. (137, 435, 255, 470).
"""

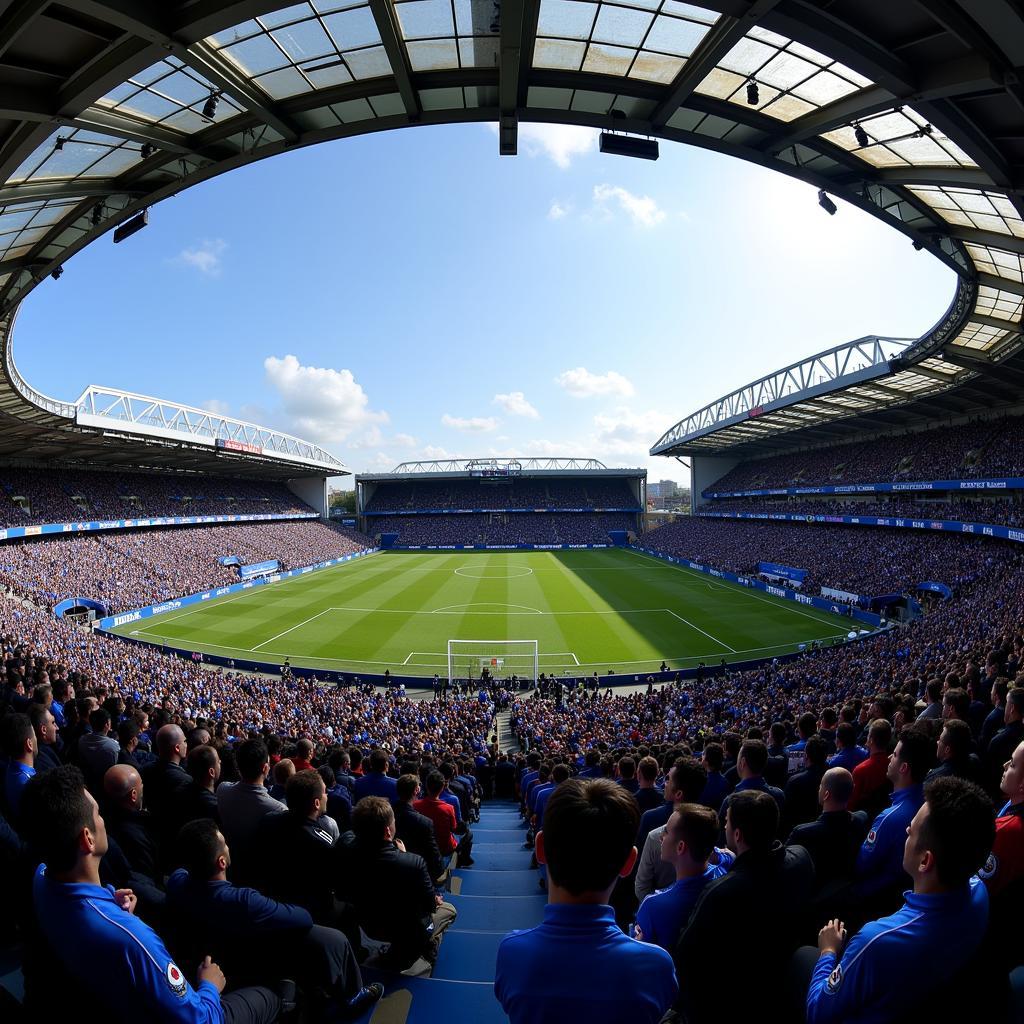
(447, 639, 539, 684)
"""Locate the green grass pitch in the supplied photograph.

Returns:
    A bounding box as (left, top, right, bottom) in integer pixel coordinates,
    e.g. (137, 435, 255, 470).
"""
(109, 548, 865, 678)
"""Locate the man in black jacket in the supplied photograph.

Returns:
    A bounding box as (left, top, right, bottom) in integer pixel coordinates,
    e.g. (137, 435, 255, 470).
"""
(673, 789, 814, 1024)
(337, 796, 457, 970)
(393, 774, 445, 883)
(783, 736, 829, 835)
(174, 744, 221, 829)
(141, 724, 190, 860)
(787, 767, 868, 896)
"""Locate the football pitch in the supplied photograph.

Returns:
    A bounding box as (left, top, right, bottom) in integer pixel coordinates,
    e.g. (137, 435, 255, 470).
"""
(109, 548, 864, 678)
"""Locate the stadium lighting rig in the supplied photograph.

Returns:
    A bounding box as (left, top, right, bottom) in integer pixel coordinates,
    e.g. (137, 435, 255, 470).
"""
(746, 79, 759, 105)
(817, 190, 837, 216)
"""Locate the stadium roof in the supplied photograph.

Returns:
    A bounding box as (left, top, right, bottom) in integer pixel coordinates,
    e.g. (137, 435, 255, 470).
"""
(358, 456, 645, 478)
(0, 2, 1021, 467)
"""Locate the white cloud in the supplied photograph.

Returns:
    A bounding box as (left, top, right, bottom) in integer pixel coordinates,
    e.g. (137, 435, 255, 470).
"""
(263, 354, 388, 447)
(421, 444, 454, 460)
(592, 406, 668, 454)
(593, 184, 666, 228)
(392, 433, 418, 447)
(555, 367, 635, 399)
(441, 413, 499, 433)
(493, 391, 539, 419)
(548, 200, 570, 220)
(515, 123, 599, 168)
(177, 238, 227, 275)
(201, 399, 231, 416)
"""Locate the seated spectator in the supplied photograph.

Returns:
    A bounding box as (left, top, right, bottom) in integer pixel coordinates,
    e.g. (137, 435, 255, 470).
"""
(787, 767, 869, 895)
(495, 778, 677, 1024)
(635, 756, 664, 813)
(76, 708, 119, 793)
(20, 766, 280, 1023)
(804, 777, 994, 1023)
(535, 764, 569, 826)
(116, 719, 143, 769)
(290, 739, 314, 774)
(980, 738, 1024, 896)
(698, 742, 730, 812)
(927, 719, 984, 786)
(617, 756, 639, 794)
(268, 758, 295, 802)
(918, 679, 944, 720)
(176, 745, 222, 827)
(718, 739, 785, 829)
(337, 796, 457, 970)
(783, 736, 828, 834)
(393, 773, 445, 883)
(634, 804, 732, 952)
(849, 719, 892, 819)
(2, 712, 35, 823)
(853, 727, 933, 914)
(415, 771, 474, 867)
(318, 764, 353, 835)
(142, 724, 190, 855)
(216, 738, 284, 870)
(673, 790, 814, 1023)
(353, 748, 398, 802)
(27, 703, 60, 774)
(167, 819, 381, 1018)
(986, 687, 1024, 792)
(102, 763, 163, 896)
(827, 722, 868, 773)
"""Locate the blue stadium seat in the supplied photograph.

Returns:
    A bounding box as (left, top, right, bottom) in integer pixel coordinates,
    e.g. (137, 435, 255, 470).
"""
(432, 930, 504, 982)
(465, 846, 531, 871)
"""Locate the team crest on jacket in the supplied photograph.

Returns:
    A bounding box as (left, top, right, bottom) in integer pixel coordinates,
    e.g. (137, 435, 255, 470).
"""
(166, 962, 187, 997)
(865, 829, 877, 847)
(978, 852, 997, 880)
(826, 964, 843, 993)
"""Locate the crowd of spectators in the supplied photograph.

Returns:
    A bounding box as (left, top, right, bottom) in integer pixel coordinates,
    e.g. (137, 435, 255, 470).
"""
(0, 520, 374, 613)
(700, 495, 1024, 527)
(0, 468, 313, 527)
(641, 517, 1014, 597)
(376, 512, 636, 547)
(365, 478, 639, 513)
(708, 413, 1024, 492)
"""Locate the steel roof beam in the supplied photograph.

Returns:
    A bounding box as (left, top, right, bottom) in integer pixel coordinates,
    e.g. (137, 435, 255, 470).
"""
(367, 0, 420, 120)
(498, 0, 537, 155)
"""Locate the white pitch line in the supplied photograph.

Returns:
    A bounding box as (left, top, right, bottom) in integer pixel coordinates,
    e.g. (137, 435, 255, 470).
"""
(663, 608, 737, 654)
(250, 609, 335, 652)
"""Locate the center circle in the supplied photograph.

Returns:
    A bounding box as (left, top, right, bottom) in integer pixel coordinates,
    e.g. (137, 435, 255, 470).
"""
(453, 564, 534, 579)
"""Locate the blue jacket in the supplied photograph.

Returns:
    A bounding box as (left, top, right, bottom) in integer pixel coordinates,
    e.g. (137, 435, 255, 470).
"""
(353, 771, 398, 802)
(496, 903, 677, 1024)
(827, 746, 868, 772)
(33, 865, 223, 1023)
(166, 869, 313, 934)
(854, 785, 923, 898)
(807, 877, 989, 1023)
(635, 853, 733, 951)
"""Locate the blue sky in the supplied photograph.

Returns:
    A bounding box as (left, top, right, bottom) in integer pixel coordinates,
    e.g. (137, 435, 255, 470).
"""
(18, 121, 955, 486)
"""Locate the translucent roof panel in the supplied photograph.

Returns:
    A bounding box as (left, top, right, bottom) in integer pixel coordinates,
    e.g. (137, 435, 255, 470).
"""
(948, 321, 1010, 352)
(964, 243, 1024, 284)
(205, 2, 389, 97)
(533, 0, 719, 84)
(822, 106, 978, 168)
(97, 57, 244, 131)
(907, 185, 1024, 238)
(394, 0, 499, 70)
(8, 129, 143, 185)
(694, 27, 872, 122)
(974, 284, 1024, 324)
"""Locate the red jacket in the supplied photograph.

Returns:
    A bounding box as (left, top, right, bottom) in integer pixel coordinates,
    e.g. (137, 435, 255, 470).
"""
(849, 751, 889, 812)
(414, 796, 458, 853)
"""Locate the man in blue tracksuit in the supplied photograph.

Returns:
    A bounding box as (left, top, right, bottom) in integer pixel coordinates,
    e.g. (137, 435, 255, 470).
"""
(21, 766, 280, 1023)
(805, 776, 994, 1023)
(852, 728, 932, 911)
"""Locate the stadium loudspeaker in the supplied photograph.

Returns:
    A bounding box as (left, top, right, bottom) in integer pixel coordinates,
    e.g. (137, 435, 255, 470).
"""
(599, 132, 659, 161)
(113, 210, 149, 244)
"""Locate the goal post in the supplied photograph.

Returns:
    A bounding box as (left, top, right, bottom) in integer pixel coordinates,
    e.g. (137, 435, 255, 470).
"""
(447, 639, 539, 685)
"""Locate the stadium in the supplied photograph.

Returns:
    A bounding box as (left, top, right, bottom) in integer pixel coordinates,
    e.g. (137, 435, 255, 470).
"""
(0, 2, 1023, 1024)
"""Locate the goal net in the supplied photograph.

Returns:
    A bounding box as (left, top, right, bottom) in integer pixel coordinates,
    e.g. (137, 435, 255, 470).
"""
(447, 639, 539, 685)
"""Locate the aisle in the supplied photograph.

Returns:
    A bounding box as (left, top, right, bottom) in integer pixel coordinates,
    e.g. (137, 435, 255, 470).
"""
(356, 801, 544, 1023)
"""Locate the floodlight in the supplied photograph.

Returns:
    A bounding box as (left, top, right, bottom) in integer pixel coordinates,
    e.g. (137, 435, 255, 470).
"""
(140, 143, 154, 159)
(817, 189, 837, 215)
(54, 137, 66, 151)
(90, 203, 103, 227)
(202, 91, 220, 120)
(746, 80, 759, 105)
(854, 123, 869, 147)
(912, 239, 924, 250)
(599, 132, 659, 161)
(51, 266, 63, 280)
(113, 209, 149, 244)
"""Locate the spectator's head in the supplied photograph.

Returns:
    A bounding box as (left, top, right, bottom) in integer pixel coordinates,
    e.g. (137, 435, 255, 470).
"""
(701, 742, 724, 773)
(724, 790, 778, 856)
(103, 764, 143, 811)
(352, 795, 395, 844)
(819, 708, 837, 730)
(797, 712, 817, 740)
(887, 727, 935, 789)
(866, 718, 893, 755)
(155, 724, 186, 765)
(425, 771, 445, 797)
(273, 758, 295, 787)
(187, 727, 211, 751)
(27, 703, 57, 748)
(89, 708, 111, 736)
(937, 720, 972, 763)
(536, 779, 639, 900)
(999, 740, 1024, 807)
(903, 777, 994, 891)
(803, 735, 828, 769)
(396, 773, 420, 803)
(368, 749, 388, 774)
(236, 738, 270, 783)
(552, 763, 571, 785)
(835, 722, 858, 751)
(665, 756, 707, 804)
(818, 767, 853, 812)
(286, 770, 327, 820)
(942, 688, 970, 722)
(177, 819, 230, 880)
(1005, 688, 1024, 725)
(187, 744, 221, 790)
(295, 738, 314, 763)
(117, 718, 140, 751)
(21, 766, 104, 876)
(660, 804, 719, 877)
(925, 679, 943, 705)
(991, 679, 1009, 707)
(769, 723, 787, 748)
(617, 756, 636, 780)
(637, 756, 659, 786)
(2, 713, 34, 763)
(737, 739, 768, 780)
